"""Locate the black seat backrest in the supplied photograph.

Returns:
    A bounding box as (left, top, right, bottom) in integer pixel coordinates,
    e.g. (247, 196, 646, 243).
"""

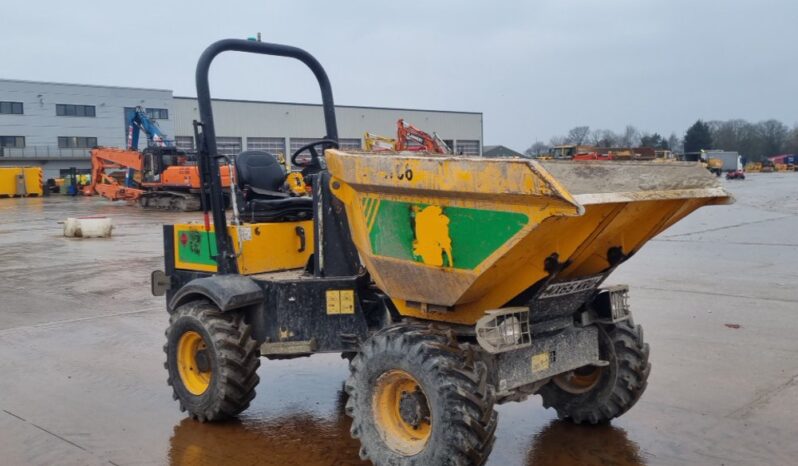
(235, 151, 286, 193)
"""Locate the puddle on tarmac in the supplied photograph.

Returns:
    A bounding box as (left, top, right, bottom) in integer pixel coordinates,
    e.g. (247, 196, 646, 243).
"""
(522, 420, 646, 466)
(167, 354, 648, 466)
(168, 395, 646, 466)
(168, 388, 367, 466)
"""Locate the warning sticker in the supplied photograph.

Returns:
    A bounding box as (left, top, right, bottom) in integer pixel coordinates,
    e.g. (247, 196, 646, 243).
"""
(531, 352, 550, 372)
(237, 226, 252, 242)
(326, 290, 355, 315)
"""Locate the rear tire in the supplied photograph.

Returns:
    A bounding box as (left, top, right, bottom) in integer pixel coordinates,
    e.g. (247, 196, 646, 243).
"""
(164, 300, 260, 421)
(345, 324, 497, 466)
(539, 318, 650, 424)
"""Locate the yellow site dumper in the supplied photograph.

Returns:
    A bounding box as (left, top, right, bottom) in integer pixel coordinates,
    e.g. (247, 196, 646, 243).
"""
(152, 39, 733, 466)
(0, 167, 43, 197)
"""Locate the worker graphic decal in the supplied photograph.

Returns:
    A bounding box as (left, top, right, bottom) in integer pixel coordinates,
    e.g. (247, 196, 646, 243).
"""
(187, 231, 203, 256)
(412, 205, 453, 267)
(361, 196, 529, 270)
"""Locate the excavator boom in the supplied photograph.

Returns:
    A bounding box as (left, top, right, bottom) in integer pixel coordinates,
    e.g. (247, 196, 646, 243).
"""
(83, 147, 145, 200)
(396, 119, 451, 154)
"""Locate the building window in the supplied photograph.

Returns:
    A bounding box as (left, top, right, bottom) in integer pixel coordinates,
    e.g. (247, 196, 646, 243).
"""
(338, 138, 362, 150)
(289, 137, 321, 154)
(56, 104, 96, 117)
(175, 136, 195, 152)
(0, 101, 23, 115)
(145, 108, 169, 120)
(247, 137, 286, 155)
(455, 140, 480, 155)
(0, 136, 25, 148)
(58, 136, 98, 149)
(289, 137, 323, 168)
(216, 137, 242, 156)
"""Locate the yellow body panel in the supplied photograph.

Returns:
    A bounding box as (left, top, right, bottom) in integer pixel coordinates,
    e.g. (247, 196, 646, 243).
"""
(0, 167, 43, 196)
(327, 151, 732, 325)
(173, 221, 313, 274)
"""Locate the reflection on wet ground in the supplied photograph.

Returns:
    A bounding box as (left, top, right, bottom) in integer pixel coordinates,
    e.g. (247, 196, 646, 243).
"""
(524, 420, 646, 466)
(169, 389, 367, 466)
(169, 387, 646, 466)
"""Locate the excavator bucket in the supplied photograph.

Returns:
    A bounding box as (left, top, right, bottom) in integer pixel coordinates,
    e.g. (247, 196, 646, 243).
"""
(326, 151, 732, 324)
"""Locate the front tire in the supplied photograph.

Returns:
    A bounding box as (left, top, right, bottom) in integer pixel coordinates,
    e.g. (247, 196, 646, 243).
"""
(345, 324, 497, 466)
(539, 318, 650, 424)
(164, 300, 260, 421)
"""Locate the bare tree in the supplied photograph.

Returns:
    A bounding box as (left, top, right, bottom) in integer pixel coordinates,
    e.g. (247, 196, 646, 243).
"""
(619, 125, 640, 147)
(549, 135, 567, 146)
(757, 119, 788, 158)
(588, 129, 618, 148)
(566, 126, 590, 145)
(784, 125, 798, 155)
(524, 141, 549, 157)
(705, 118, 788, 160)
(667, 133, 682, 153)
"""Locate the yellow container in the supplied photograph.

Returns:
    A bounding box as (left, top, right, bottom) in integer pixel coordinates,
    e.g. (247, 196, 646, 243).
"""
(327, 151, 732, 324)
(0, 167, 43, 197)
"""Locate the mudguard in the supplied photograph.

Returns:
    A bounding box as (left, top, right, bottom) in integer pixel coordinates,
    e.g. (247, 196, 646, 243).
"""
(168, 275, 264, 312)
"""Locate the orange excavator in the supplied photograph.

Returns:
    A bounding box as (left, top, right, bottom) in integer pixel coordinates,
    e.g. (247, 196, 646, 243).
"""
(84, 146, 232, 211)
(395, 119, 452, 154)
(83, 107, 230, 211)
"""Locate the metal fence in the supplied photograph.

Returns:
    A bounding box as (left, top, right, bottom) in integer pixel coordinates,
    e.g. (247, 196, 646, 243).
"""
(0, 146, 91, 160)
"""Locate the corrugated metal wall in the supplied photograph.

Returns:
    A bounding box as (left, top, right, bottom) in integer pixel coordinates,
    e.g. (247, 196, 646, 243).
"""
(172, 97, 482, 155)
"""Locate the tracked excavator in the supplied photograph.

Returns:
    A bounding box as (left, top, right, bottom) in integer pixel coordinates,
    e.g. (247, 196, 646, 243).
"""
(83, 106, 230, 210)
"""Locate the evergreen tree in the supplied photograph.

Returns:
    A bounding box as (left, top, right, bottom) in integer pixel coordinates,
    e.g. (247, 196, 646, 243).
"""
(684, 120, 713, 153)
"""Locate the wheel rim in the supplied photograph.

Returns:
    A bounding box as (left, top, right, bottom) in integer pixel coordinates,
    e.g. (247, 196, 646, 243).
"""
(373, 369, 432, 456)
(177, 330, 211, 395)
(553, 365, 603, 394)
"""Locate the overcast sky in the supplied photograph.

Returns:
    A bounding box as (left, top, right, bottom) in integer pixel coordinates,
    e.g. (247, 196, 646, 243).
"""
(3, 0, 795, 150)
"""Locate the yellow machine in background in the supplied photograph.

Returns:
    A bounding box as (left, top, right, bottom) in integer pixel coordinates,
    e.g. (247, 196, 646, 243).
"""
(745, 162, 762, 172)
(363, 132, 396, 152)
(706, 158, 723, 176)
(0, 167, 43, 197)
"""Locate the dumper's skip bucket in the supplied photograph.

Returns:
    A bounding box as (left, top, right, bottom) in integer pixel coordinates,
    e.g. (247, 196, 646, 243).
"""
(327, 151, 732, 324)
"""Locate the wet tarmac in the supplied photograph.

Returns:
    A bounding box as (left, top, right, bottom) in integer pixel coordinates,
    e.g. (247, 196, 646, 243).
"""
(1, 173, 797, 465)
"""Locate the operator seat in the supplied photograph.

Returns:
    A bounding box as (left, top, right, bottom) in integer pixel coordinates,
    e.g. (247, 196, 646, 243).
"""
(235, 151, 313, 222)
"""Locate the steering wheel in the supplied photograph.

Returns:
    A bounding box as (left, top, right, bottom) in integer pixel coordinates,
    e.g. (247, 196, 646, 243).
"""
(290, 139, 339, 169)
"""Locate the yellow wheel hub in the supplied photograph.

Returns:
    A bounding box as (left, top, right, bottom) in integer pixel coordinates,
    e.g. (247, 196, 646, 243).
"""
(177, 330, 212, 396)
(373, 369, 431, 456)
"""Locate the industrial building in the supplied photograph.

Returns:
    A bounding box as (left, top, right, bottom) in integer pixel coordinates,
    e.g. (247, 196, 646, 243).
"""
(0, 79, 483, 178)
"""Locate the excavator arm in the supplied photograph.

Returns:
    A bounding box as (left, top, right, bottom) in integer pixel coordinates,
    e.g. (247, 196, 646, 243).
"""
(83, 147, 145, 201)
(127, 106, 168, 150)
(395, 119, 451, 154)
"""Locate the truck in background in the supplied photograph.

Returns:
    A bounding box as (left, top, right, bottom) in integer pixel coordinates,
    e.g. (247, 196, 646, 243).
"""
(702, 151, 742, 173)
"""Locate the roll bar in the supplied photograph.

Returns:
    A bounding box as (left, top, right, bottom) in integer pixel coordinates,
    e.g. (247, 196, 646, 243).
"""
(194, 38, 339, 274)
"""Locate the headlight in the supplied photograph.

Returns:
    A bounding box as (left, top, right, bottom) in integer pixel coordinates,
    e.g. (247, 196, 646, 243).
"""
(476, 308, 531, 353)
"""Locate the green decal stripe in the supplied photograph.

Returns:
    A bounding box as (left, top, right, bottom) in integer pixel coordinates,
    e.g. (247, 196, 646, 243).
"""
(176, 229, 218, 266)
(369, 199, 417, 262)
(446, 206, 528, 269)
(366, 198, 528, 270)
